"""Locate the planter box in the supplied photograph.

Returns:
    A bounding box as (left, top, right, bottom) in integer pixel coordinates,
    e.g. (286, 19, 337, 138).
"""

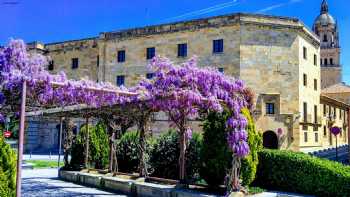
(102, 176, 133, 194)
(59, 170, 79, 183)
(134, 182, 174, 197)
(172, 189, 220, 197)
(78, 172, 102, 188)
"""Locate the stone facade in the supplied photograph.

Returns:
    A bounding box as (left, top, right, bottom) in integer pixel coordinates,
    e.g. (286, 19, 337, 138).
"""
(27, 12, 349, 153)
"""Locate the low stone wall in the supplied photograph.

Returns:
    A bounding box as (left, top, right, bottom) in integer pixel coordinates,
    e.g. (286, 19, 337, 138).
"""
(59, 170, 220, 197)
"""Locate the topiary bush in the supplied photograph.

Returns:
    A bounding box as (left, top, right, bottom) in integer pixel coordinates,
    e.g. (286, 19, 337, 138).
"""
(200, 109, 262, 187)
(200, 110, 231, 187)
(116, 131, 140, 173)
(148, 130, 202, 181)
(254, 149, 350, 197)
(240, 108, 262, 186)
(0, 136, 16, 197)
(70, 122, 110, 170)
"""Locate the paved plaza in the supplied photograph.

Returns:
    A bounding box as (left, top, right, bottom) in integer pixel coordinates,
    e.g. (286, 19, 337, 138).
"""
(21, 168, 129, 197)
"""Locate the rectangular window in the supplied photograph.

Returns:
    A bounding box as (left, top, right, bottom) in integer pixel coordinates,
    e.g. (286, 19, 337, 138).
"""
(213, 39, 224, 53)
(304, 132, 308, 142)
(71, 58, 79, 69)
(315, 133, 319, 142)
(146, 47, 155, 60)
(323, 126, 327, 136)
(146, 73, 154, 79)
(320, 58, 323, 65)
(266, 103, 275, 115)
(218, 68, 224, 73)
(303, 102, 308, 122)
(314, 105, 318, 123)
(330, 58, 334, 65)
(303, 74, 307, 86)
(303, 47, 307, 60)
(117, 50, 126, 62)
(314, 79, 317, 90)
(323, 104, 326, 116)
(334, 107, 337, 119)
(48, 60, 54, 71)
(324, 58, 328, 65)
(177, 43, 187, 57)
(116, 75, 125, 86)
(314, 54, 317, 66)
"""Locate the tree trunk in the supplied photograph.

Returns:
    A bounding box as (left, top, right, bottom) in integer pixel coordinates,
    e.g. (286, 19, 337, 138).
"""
(109, 130, 116, 173)
(138, 122, 146, 177)
(179, 128, 187, 183)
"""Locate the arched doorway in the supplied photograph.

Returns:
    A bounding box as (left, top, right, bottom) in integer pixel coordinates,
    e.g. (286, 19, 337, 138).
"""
(263, 130, 278, 149)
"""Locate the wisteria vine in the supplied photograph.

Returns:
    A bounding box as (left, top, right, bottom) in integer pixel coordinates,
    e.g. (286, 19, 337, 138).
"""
(0, 40, 253, 191)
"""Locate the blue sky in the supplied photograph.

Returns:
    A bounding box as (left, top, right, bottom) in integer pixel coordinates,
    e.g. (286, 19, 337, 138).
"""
(0, 0, 348, 83)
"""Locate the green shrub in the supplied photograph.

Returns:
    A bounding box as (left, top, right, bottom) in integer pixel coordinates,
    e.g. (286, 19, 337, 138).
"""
(254, 149, 350, 197)
(70, 122, 110, 169)
(240, 108, 262, 186)
(0, 136, 16, 197)
(200, 108, 261, 187)
(148, 130, 202, 181)
(200, 110, 231, 187)
(116, 131, 140, 173)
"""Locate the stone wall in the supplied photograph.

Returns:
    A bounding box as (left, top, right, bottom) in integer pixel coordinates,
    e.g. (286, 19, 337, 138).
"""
(45, 38, 99, 81)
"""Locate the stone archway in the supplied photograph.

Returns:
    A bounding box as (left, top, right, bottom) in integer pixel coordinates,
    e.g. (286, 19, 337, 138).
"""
(263, 130, 278, 149)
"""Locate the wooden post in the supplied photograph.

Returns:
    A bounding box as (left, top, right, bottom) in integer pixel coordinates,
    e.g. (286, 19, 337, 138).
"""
(84, 116, 89, 169)
(16, 80, 26, 197)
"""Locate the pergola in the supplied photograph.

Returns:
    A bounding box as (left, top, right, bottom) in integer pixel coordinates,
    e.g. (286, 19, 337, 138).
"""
(1, 40, 252, 197)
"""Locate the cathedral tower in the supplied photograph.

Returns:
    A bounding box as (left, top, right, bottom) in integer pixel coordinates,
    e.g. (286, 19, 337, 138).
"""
(313, 0, 341, 88)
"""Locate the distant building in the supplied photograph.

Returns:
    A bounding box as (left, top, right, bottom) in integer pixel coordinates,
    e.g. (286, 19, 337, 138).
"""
(26, 5, 349, 153)
(313, 0, 342, 89)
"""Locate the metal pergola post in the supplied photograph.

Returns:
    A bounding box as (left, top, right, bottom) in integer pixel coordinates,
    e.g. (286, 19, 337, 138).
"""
(84, 116, 90, 169)
(58, 117, 63, 169)
(16, 80, 27, 197)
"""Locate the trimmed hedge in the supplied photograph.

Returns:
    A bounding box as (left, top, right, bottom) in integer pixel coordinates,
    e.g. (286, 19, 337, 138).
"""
(254, 149, 350, 197)
(0, 136, 16, 197)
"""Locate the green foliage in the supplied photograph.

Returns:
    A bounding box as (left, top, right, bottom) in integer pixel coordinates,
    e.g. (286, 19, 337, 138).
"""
(70, 122, 110, 169)
(240, 108, 262, 186)
(148, 130, 202, 181)
(200, 110, 231, 187)
(29, 160, 64, 169)
(0, 136, 16, 197)
(200, 109, 262, 187)
(116, 131, 140, 173)
(255, 149, 350, 197)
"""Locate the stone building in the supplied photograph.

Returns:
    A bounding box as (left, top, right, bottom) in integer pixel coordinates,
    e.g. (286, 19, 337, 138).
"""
(26, 10, 349, 153)
(313, 0, 342, 89)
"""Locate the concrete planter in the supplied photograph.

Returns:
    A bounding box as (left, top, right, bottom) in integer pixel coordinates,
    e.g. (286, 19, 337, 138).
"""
(59, 170, 221, 197)
(102, 176, 133, 194)
(78, 172, 102, 188)
(134, 181, 174, 197)
(59, 170, 79, 183)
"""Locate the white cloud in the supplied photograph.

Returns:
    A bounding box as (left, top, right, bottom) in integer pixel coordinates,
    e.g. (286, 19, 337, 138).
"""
(256, 0, 303, 13)
(161, 0, 240, 22)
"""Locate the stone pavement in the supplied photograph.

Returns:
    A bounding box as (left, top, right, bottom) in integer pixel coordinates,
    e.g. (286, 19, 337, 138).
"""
(21, 168, 129, 197)
(21, 168, 312, 197)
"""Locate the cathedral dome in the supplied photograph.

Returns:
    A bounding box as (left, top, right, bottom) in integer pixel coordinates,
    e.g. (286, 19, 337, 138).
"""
(314, 0, 335, 26)
(314, 13, 335, 26)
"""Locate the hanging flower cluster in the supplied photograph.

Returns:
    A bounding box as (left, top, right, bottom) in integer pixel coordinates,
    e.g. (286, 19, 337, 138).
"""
(0, 40, 135, 117)
(139, 56, 252, 158)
